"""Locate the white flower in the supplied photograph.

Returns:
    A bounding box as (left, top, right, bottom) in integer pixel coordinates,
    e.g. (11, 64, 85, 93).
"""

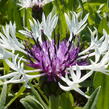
(59, 65, 92, 98)
(18, 0, 54, 9)
(0, 10, 109, 98)
(65, 12, 89, 41)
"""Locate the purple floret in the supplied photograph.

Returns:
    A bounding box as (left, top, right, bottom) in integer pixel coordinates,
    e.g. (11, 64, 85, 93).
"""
(26, 40, 84, 81)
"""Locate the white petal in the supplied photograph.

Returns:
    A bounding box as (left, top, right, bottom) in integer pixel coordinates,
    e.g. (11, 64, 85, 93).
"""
(58, 82, 73, 91)
(73, 86, 90, 98)
(0, 72, 18, 79)
(79, 71, 93, 83)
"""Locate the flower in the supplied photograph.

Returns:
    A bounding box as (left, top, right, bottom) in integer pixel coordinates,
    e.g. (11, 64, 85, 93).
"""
(0, 11, 109, 98)
(26, 40, 82, 81)
(18, 0, 54, 9)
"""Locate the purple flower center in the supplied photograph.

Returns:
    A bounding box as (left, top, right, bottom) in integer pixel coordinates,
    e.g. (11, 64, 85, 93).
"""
(26, 38, 84, 81)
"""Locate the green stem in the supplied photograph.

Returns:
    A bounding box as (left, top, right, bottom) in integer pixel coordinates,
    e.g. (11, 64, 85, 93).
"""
(5, 84, 26, 109)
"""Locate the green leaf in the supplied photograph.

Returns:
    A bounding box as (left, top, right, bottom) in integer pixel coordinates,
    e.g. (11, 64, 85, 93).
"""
(88, 0, 107, 3)
(83, 86, 101, 109)
(7, 0, 22, 29)
(21, 8, 32, 28)
(98, 18, 109, 34)
(93, 73, 109, 109)
(29, 84, 48, 109)
(20, 95, 45, 109)
(0, 84, 7, 109)
(74, 107, 82, 109)
(0, 0, 8, 8)
(48, 92, 74, 109)
(48, 95, 59, 109)
(3, 60, 10, 75)
(5, 84, 26, 108)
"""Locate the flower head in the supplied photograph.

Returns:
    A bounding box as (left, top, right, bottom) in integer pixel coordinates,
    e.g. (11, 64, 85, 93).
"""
(0, 11, 109, 98)
(26, 39, 83, 81)
(18, 0, 54, 9)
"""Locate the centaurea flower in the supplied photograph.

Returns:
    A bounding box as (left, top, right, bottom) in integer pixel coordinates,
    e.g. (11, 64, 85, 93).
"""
(26, 39, 82, 81)
(18, 0, 54, 9)
(0, 11, 109, 98)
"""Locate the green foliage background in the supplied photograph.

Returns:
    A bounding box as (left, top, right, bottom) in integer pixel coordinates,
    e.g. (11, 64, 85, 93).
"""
(0, 0, 109, 109)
